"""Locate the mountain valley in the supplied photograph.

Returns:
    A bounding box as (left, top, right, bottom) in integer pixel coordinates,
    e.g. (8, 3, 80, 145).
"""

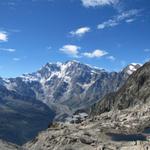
(23, 61, 150, 150)
(0, 60, 146, 149)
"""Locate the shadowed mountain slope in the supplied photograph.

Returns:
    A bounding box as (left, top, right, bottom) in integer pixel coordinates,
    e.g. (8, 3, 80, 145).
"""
(90, 62, 150, 116)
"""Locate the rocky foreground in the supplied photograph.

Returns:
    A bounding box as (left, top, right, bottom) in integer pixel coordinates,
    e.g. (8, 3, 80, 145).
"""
(1, 62, 150, 149)
(23, 102, 150, 150)
(0, 102, 150, 150)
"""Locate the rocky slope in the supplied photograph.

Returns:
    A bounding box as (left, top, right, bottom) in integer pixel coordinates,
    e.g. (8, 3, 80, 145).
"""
(23, 61, 150, 150)
(0, 84, 55, 145)
(90, 61, 150, 116)
(0, 61, 141, 145)
(24, 102, 150, 150)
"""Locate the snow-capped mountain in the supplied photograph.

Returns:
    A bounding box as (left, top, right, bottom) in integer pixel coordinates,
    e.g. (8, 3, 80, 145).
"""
(0, 60, 142, 144)
(0, 61, 142, 114)
(123, 63, 142, 75)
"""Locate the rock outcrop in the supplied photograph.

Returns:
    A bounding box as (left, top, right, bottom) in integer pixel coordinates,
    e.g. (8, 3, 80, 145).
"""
(90, 62, 150, 116)
(24, 102, 150, 150)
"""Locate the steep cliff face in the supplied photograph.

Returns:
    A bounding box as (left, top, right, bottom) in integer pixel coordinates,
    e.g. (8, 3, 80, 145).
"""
(90, 62, 150, 116)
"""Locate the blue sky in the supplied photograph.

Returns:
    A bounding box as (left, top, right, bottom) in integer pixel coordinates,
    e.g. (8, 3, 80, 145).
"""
(0, 0, 150, 77)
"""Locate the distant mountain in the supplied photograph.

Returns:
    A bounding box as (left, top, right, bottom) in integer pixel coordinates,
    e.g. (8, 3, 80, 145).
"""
(0, 60, 142, 144)
(122, 63, 142, 75)
(90, 62, 150, 116)
(24, 62, 150, 150)
(0, 61, 142, 117)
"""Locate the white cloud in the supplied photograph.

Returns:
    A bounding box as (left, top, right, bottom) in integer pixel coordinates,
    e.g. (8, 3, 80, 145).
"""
(83, 49, 108, 58)
(107, 56, 115, 60)
(81, 0, 119, 7)
(97, 9, 140, 29)
(0, 31, 8, 42)
(60, 44, 80, 57)
(13, 58, 20, 61)
(70, 27, 91, 37)
(0, 48, 16, 52)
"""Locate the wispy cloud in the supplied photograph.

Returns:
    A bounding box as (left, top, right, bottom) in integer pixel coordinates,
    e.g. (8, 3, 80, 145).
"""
(60, 44, 80, 58)
(0, 48, 16, 52)
(81, 0, 119, 7)
(97, 9, 140, 29)
(0, 31, 8, 42)
(125, 18, 135, 23)
(13, 58, 20, 61)
(83, 49, 108, 58)
(70, 27, 91, 37)
(144, 48, 150, 52)
(107, 56, 115, 61)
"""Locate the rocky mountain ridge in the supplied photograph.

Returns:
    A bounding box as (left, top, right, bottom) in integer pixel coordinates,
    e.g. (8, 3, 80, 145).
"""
(23, 62, 150, 150)
(90, 61, 150, 116)
(0, 60, 142, 145)
(0, 61, 141, 114)
(0, 60, 149, 150)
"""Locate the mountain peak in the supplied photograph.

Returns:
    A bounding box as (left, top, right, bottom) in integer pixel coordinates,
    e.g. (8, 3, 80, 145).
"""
(20, 61, 141, 84)
(123, 63, 142, 75)
(43, 60, 80, 70)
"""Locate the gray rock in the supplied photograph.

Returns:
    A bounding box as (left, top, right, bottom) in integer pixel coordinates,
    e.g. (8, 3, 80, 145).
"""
(90, 62, 150, 116)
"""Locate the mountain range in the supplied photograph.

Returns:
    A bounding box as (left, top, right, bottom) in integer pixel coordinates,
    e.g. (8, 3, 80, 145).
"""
(24, 61, 150, 150)
(0, 60, 141, 145)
